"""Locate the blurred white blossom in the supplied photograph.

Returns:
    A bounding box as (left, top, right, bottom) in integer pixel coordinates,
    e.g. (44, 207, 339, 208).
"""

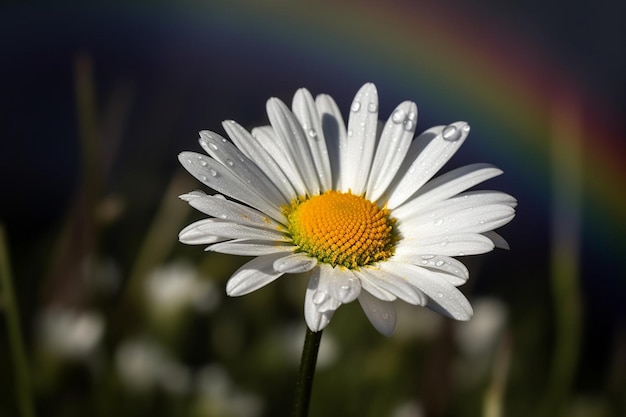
(144, 260, 220, 319)
(37, 307, 104, 359)
(115, 337, 191, 394)
(193, 364, 264, 417)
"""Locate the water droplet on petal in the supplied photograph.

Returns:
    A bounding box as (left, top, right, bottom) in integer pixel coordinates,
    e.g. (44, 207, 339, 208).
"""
(403, 120, 414, 131)
(351, 101, 361, 112)
(462, 123, 470, 133)
(391, 109, 405, 124)
(208, 142, 218, 151)
(199, 160, 208, 167)
(347, 129, 353, 137)
(367, 102, 378, 113)
(421, 255, 435, 260)
(209, 169, 218, 177)
(440, 241, 448, 247)
(313, 291, 327, 305)
(200, 175, 207, 181)
(421, 259, 429, 265)
(435, 260, 444, 267)
(225, 159, 234, 167)
(308, 129, 317, 138)
(434, 218, 444, 225)
(437, 292, 444, 298)
(186, 159, 192, 164)
(407, 111, 416, 121)
(442, 125, 461, 141)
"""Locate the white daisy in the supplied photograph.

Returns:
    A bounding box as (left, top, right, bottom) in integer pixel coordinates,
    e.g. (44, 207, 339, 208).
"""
(178, 83, 516, 336)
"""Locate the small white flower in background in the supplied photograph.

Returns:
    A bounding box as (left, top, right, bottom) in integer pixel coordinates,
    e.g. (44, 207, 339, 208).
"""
(454, 297, 509, 385)
(144, 260, 220, 317)
(194, 364, 264, 417)
(455, 297, 508, 357)
(115, 337, 191, 394)
(178, 83, 516, 336)
(37, 307, 104, 359)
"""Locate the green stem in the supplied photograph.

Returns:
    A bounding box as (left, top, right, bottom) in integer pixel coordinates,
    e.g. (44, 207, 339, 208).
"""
(293, 328, 323, 417)
(0, 225, 36, 417)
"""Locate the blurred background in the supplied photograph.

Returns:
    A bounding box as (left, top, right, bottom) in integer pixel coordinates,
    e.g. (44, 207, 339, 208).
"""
(1, 0, 625, 416)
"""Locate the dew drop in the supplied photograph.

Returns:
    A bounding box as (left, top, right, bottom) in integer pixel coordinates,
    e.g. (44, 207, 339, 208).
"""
(367, 102, 378, 113)
(308, 129, 317, 138)
(440, 241, 448, 247)
(208, 142, 218, 151)
(199, 160, 208, 167)
(442, 125, 462, 141)
(225, 159, 234, 167)
(313, 291, 327, 305)
(407, 111, 416, 121)
(186, 158, 192, 164)
(421, 259, 429, 265)
(351, 101, 361, 112)
(209, 169, 218, 177)
(462, 123, 471, 133)
(435, 260, 444, 267)
(434, 218, 444, 225)
(403, 120, 414, 131)
(347, 129, 353, 137)
(200, 175, 207, 181)
(437, 292, 444, 298)
(391, 109, 405, 124)
(421, 255, 435, 260)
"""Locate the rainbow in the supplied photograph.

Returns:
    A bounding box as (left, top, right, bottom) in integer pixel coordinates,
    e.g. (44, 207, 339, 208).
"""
(103, 0, 623, 258)
(182, 0, 623, 257)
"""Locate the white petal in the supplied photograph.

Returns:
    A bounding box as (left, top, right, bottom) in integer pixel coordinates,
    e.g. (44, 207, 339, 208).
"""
(273, 253, 318, 273)
(397, 190, 516, 225)
(401, 233, 495, 256)
(292, 88, 332, 191)
(366, 101, 417, 201)
(403, 204, 516, 237)
(393, 163, 503, 218)
(315, 93, 347, 191)
(226, 253, 288, 296)
(345, 83, 379, 194)
(180, 218, 288, 242)
(198, 131, 286, 206)
(304, 268, 337, 332)
(181, 191, 284, 229)
(358, 291, 397, 336)
(482, 231, 510, 249)
(267, 98, 320, 195)
(383, 262, 473, 320)
(387, 121, 470, 209)
(352, 270, 397, 301)
(207, 239, 295, 256)
(324, 266, 361, 304)
(178, 219, 229, 245)
(360, 266, 426, 305)
(252, 126, 308, 197)
(391, 251, 469, 286)
(178, 152, 284, 221)
(222, 120, 297, 201)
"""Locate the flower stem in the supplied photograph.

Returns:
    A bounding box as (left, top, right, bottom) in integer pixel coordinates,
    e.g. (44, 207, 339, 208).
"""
(0, 225, 36, 417)
(293, 328, 323, 417)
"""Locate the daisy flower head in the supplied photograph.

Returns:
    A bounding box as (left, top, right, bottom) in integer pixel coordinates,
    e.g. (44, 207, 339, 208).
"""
(178, 83, 516, 336)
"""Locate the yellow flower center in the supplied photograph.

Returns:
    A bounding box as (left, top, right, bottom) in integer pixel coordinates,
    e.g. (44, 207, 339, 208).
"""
(285, 191, 397, 269)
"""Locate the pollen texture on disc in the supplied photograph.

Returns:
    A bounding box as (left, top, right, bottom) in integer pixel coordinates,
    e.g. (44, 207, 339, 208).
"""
(286, 191, 396, 269)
